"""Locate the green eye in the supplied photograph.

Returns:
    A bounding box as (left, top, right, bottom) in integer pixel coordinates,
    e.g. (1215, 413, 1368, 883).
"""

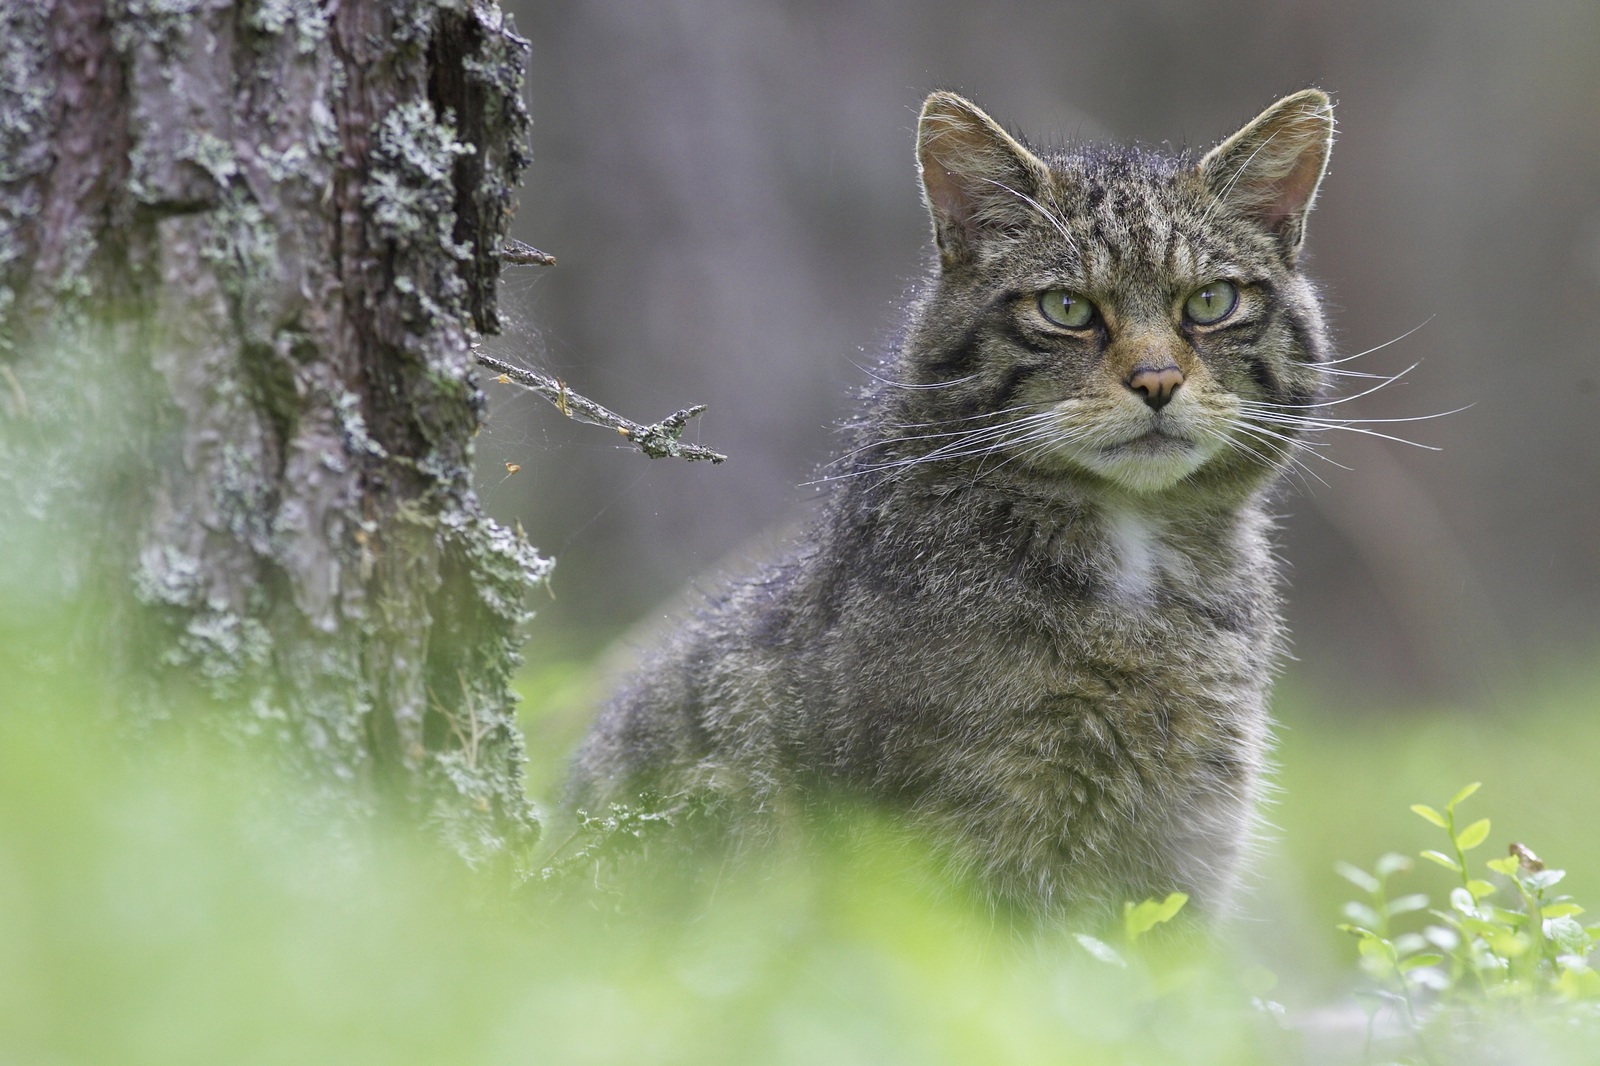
(1038, 289, 1095, 329)
(1184, 280, 1238, 325)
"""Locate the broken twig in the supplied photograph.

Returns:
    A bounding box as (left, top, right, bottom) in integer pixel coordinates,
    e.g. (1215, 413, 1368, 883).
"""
(498, 239, 557, 266)
(475, 352, 726, 464)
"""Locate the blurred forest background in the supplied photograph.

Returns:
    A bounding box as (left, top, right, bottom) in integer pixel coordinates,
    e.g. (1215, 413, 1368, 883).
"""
(481, 0, 1599, 709)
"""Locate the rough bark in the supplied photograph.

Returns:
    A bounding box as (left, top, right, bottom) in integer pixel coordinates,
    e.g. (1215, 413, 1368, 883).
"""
(0, 0, 547, 862)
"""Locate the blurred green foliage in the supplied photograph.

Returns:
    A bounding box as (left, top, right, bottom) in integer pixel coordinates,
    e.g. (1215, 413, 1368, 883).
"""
(1335, 783, 1600, 1061)
(3, 652, 1598, 1064)
(1266, 673, 1600, 977)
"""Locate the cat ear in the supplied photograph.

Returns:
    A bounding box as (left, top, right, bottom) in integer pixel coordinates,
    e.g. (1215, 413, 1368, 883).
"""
(1199, 89, 1334, 261)
(917, 92, 1055, 268)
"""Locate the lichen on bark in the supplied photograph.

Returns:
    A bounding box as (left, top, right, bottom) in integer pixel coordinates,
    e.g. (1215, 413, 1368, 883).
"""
(364, 99, 476, 329)
(0, 0, 546, 865)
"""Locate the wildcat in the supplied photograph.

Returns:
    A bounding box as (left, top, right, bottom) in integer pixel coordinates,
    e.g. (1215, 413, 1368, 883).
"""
(569, 89, 1335, 924)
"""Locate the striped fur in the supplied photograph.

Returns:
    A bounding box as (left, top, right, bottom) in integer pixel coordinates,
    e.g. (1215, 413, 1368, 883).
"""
(571, 91, 1336, 925)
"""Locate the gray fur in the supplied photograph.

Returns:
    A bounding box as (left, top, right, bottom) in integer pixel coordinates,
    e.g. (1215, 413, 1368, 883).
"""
(570, 90, 1336, 923)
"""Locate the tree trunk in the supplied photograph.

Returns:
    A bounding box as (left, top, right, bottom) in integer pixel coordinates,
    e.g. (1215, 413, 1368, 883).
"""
(0, 0, 547, 862)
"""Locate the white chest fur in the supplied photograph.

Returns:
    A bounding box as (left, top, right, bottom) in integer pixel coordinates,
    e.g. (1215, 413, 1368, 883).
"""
(1100, 507, 1186, 603)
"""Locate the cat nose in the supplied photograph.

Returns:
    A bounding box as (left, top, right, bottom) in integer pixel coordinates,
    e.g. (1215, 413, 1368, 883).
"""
(1126, 365, 1184, 410)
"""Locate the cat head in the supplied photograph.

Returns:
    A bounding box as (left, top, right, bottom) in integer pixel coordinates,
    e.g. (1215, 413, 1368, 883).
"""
(879, 90, 1334, 502)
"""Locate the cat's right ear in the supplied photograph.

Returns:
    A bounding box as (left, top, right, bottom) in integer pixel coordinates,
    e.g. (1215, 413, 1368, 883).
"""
(917, 92, 1054, 269)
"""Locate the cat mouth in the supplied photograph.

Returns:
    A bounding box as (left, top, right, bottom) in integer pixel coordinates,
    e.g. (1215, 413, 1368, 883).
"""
(1071, 427, 1221, 492)
(1103, 429, 1193, 454)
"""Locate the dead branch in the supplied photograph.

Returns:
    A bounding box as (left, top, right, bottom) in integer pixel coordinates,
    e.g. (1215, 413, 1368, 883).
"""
(498, 239, 557, 266)
(474, 352, 727, 464)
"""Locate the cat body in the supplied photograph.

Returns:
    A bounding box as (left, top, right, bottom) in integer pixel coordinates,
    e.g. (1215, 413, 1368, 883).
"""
(570, 90, 1336, 922)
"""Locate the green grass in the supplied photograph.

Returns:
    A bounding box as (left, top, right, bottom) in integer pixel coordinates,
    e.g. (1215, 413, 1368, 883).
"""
(3, 656, 1598, 1064)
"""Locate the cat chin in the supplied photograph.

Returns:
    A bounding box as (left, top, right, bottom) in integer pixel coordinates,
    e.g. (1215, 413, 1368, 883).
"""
(1067, 435, 1220, 494)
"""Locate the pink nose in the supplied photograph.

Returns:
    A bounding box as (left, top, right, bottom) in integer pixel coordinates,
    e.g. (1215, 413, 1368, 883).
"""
(1126, 365, 1184, 410)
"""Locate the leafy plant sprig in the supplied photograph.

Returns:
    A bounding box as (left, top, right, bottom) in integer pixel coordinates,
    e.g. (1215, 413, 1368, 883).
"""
(1338, 784, 1600, 1061)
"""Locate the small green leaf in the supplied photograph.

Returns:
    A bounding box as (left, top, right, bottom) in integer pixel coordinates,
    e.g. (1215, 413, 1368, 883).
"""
(1399, 952, 1445, 973)
(1482, 903, 1529, 927)
(1465, 880, 1497, 900)
(1486, 856, 1520, 877)
(1408, 967, 1451, 992)
(1334, 861, 1380, 895)
(1454, 818, 1491, 851)
(1410, 804, 1448, 829)
(1450, 886, 1477, 915)
(1386, 893, 1430, 917)
(1421, 850, 1463, 873)
(1356, 936, 1397, 976)
(1123, 891, 1188, 940)
(1075, 933, 1127, 968)
(1485, 928, 1530, 958)
(1447, 782, 1481, 811)
(1336, 923, 1377, 939)
(1460, 916, 1506, 939)
(1356, 935, 1394, 959)
(1544, 916, 1590, 956)
(1542, 902, 1585, 919)
(1374, 853, 1412, 878)
(1526, 869, 1567, 892)
(1556, 965, 1600, 1001)
(1423, 924, 1460, 951)
(1393, 932, 1427, 955)
(1342, 901, 1381, 928)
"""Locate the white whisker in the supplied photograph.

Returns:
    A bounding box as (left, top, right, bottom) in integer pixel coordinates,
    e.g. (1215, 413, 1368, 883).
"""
(969, 425, 1092, 484)
(1236, 411, 1444, 451)
(851, 361, 982, 391)
(1198, 129, 1281, 229)
(1247, 361, 1423, 410)
(821, 405, 1054, 470)
(1229, 418, 1335, 453)
(882, 402, 1052, 433)
(1319, 366, 1393, 380)
(806, 406, 1069, 486)
(1223, 420, 1340, 484)
(981, 178, 1077, 253)
(1322, 315, 1435, 366)
(1239, 404, 1472, 429)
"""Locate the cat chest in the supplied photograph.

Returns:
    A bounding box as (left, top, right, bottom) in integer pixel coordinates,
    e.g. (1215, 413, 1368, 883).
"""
(1002, 505, 1263, 635)
(897, 632, 1268, 869)
(955, 624, 1267, 805)
(948, 547, 1272, 763)
(881, 581, 1269, 747)
(1093, 507, 1203, 606)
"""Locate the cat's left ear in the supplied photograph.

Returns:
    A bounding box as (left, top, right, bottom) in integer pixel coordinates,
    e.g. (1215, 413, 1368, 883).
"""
(1199, 89, 1334, 261)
